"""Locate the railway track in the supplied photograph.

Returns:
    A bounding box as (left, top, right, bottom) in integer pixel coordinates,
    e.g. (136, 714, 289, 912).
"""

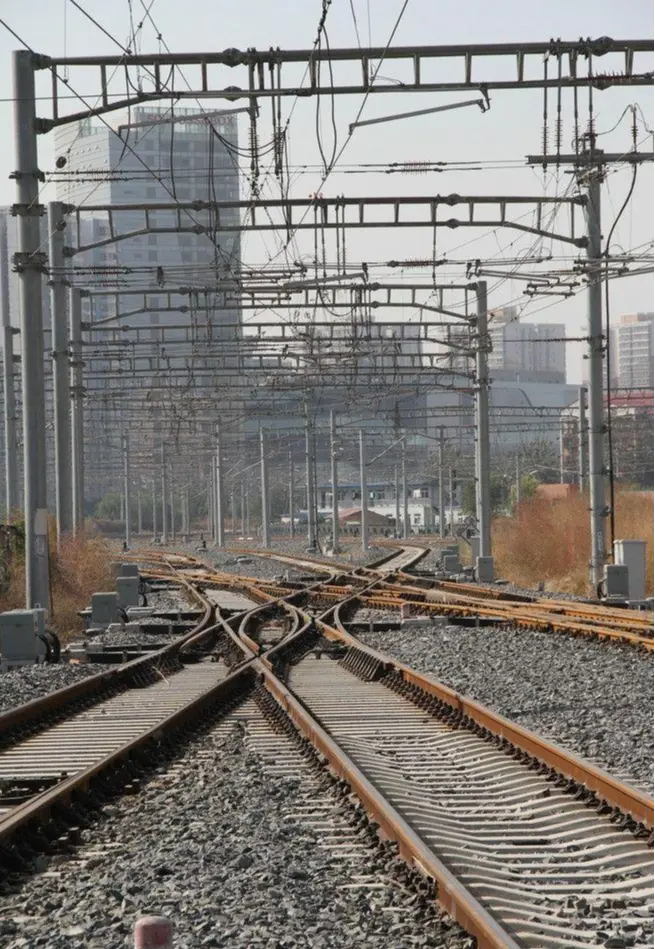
(204, 543, 654, 649)
(0, 544, 652, 949)
(0, 573, 217, 828)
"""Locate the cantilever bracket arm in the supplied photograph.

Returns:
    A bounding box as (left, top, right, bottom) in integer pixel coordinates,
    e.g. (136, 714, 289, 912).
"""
(348, 92, 490, 134)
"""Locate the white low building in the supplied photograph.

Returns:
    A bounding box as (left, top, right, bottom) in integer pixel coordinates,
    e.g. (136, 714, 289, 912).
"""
(316, 480, 439, 532)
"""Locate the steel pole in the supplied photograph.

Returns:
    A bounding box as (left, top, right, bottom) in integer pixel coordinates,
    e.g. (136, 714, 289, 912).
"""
(289, 453, 295, 537)
(0, 217, 19, 520)
(584, 153, 607, 590)
(578, 385, 588, 492)
(474, 281, 492, 558)
(152, 477, 158, 538)
(207, 477, 213, 539)
(161, 447, 168, 544)
(137, 487, 142, 535)
(515, 456, 521, 516)
(394, 465, 400, 537)
(14, 51, 49, 608)
(69, 288, 85, 535)
(449, 466, 455, 535)
(559, 426, 566, 483)
(305, 401, 317, 550)
(48, 201, 73, 542)
(260, 428, 270, 548)
(123, 431, 131, 548)
(359, 429, 369, 552)
(330, 410, 340, 553)
(210, 455, 217, 543)
(169, 467, 176, 544)
(438, 426, 445, 538)
(401, 435, 408, 539)
(215, 425, 225, 547)
(241, 480, 246, 536)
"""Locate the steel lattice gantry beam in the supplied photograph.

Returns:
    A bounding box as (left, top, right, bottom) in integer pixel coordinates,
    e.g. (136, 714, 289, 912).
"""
(67, 194, 587, 249)
(81, 283, 479, 327)
(31, 39, 654, 131)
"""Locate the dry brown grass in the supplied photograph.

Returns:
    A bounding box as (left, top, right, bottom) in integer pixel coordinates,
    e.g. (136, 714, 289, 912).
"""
(0, 529, 115, 642)
(492, 490, 654, 595)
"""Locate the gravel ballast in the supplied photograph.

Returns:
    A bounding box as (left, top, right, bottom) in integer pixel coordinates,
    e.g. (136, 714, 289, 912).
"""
(356, 622, 654, 792)
(144, 587, 193, 612)
(0, 706, 473, 949)
(0, 662, 108, 714)
(181, 537, 387, 581)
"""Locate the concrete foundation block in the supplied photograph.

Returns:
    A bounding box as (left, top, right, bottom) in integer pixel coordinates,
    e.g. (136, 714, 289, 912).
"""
(119, 563, 140, 578)
(117, 576, 140, 608)
(470, 535, 481, 563)
(127, 607, 155, 620)
(475, 556, 495, 583)
(91, 592, 120, 627)
(613, 539, 646, 600)
(442, 554, 462, 573)
(604, 563, 629, 599)
(0, 609, 47, 668)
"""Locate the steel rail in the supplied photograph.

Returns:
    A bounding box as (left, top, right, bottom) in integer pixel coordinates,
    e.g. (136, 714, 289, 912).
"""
(197, 571, 655, 946)
(396, 572, 655, 629)
(254, 657, 521, 949)
(0, 571, 212, 739)
(373, 581, 654, 648)
(0, 572, 279, 858)
(2, 548, 651, 948)
(199, 558, 653, 825)
(326, 594, 653, 827)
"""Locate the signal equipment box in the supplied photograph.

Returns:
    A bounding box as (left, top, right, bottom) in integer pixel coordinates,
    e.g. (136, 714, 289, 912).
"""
(0, 609, 47, 670)
(117, 577, 140, 608)
(613, 540, 646, 601)
(603, 564, 630, 599)
(91, 592, 120, 626)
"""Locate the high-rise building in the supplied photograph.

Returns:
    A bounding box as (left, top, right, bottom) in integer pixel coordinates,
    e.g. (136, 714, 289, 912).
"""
(52, 106, 243, 501)
(487, 307, 566, 382)
(54, 106, 241, 324)
(613, 313, 654, 389)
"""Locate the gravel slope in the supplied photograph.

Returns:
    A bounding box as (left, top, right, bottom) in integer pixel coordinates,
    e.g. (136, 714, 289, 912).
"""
(356, 622, 654, 793)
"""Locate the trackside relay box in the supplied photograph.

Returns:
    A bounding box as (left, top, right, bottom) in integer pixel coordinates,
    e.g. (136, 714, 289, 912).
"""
(0, 609, 47, 669)
(91, 592, 120, 626)
(117, 576, 140, 608)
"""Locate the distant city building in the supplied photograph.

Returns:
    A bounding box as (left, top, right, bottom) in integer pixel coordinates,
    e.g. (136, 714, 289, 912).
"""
(52, 106, 243, 500)
(54, 106, 241, 309)
(561, 388, 653, 488)
(425, 371, 578, 452)
(612, 313, 654, 389)
(488, 307, 566, 382)
(316, 478, 439, 531)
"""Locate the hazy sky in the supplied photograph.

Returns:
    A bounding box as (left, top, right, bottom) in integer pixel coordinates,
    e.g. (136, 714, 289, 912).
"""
(0, 0, 653, 383)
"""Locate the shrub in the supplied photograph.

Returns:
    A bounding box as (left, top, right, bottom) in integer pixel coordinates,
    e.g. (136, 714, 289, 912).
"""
(492, 489, 653, 595)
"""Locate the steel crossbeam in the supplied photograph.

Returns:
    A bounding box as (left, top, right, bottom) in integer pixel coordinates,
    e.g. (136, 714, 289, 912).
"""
(67, 194, 587, 252)
(31, 39, 654, 131)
